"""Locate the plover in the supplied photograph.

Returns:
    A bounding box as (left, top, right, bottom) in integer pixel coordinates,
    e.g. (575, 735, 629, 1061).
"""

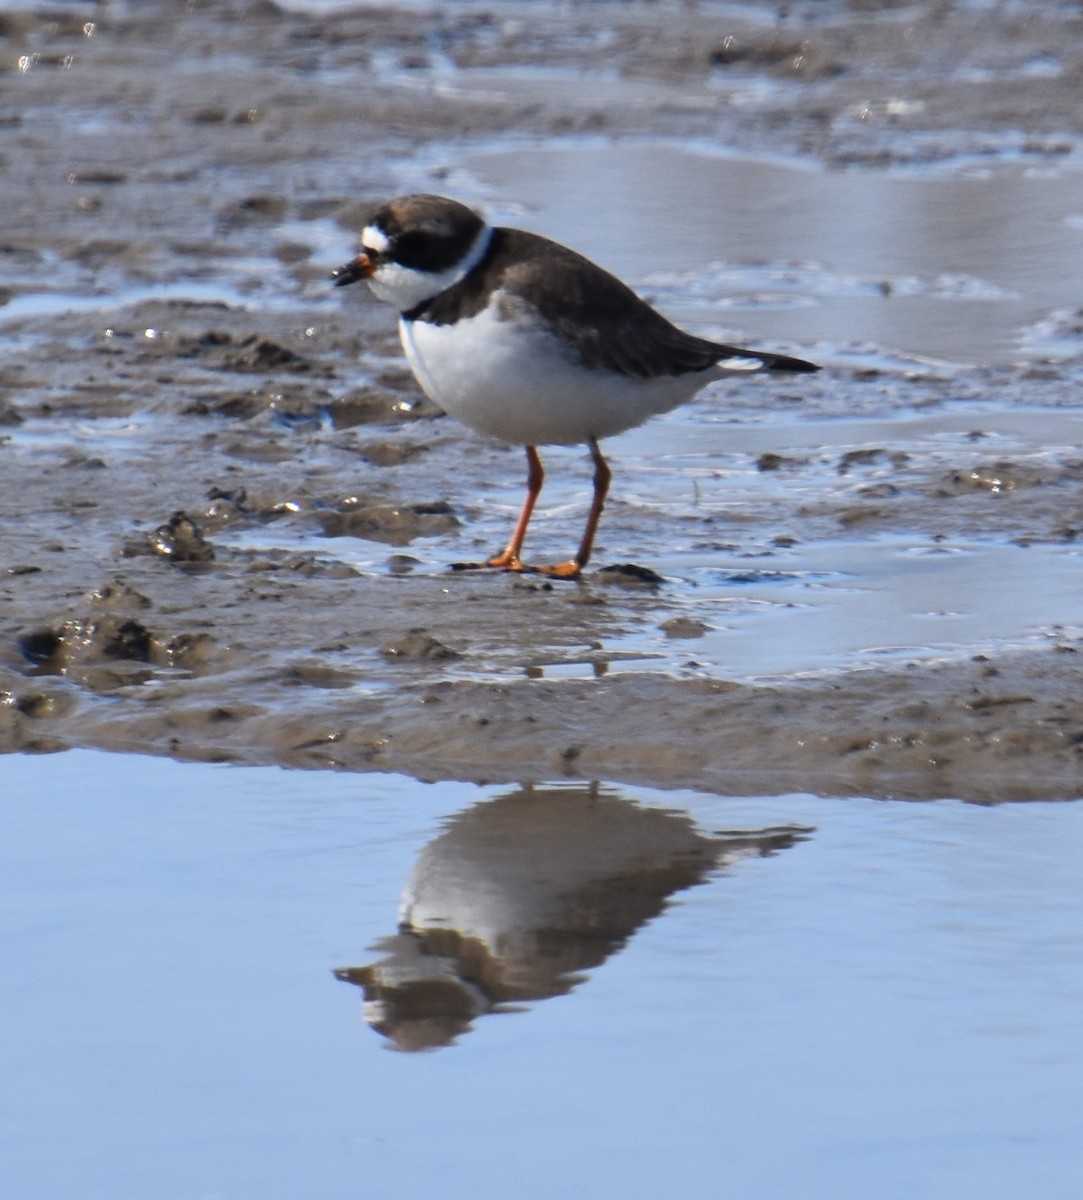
(334, 193, 818, 579)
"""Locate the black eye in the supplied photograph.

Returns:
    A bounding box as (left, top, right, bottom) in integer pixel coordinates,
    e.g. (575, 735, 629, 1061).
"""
(362, 244, 383, 262)
(391, 231, 430, 268)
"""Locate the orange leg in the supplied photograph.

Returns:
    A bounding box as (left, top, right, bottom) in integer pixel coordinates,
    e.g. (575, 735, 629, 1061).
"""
(452, 445, 543, 572)
(525, 438, 611, 580)
(486, 444, 544, 569)
(452, 440, 611, 581)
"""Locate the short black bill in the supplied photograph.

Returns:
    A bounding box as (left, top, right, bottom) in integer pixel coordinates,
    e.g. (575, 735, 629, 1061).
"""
(332, 258, 364, 287)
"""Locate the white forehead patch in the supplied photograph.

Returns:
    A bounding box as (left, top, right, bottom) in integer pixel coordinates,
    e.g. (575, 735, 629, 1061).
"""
(361, 225, 391, 255)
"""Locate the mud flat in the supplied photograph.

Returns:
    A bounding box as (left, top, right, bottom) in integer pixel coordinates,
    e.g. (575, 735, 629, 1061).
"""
(2, 0, 1083, 801)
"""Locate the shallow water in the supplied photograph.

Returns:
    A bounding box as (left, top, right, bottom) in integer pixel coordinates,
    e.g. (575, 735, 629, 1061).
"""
(632, 539, 1081, 679)
(3, 750, 1081, 1199)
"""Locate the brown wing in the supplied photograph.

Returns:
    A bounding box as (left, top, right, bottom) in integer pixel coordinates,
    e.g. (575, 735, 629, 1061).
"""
(411, 228, 819, 379)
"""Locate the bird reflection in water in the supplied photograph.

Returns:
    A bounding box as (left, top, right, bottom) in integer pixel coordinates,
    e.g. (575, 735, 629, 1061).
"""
(335, 784, 811, 1051)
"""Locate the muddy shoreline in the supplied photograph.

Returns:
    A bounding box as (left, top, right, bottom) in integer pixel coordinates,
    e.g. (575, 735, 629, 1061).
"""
(3, 0, 1083, 801)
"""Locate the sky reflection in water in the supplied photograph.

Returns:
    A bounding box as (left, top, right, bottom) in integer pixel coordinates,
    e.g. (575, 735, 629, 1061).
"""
(2, 751, 1081, 1199)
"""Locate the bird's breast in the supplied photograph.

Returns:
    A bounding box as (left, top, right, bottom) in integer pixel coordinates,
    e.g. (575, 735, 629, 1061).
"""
(399, 295, 711, 447)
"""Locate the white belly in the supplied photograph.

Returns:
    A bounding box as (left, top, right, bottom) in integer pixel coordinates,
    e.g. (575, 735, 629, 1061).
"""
(399, 300, 715, 447)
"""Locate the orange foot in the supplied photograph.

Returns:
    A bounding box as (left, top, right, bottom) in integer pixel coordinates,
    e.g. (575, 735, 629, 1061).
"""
(450, 550, 523, 572)
(449, 555, 582, 580)
(519, 560, 581, 580)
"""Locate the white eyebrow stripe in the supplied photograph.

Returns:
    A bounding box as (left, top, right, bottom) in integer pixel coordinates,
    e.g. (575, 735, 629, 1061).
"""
(361, 225, 391, 255)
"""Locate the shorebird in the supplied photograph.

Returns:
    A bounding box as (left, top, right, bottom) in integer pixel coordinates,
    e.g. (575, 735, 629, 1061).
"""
(334, 193, 818, 578)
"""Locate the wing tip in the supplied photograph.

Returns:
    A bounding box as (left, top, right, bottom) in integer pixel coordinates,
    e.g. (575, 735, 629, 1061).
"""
(764, 352, 820, 374)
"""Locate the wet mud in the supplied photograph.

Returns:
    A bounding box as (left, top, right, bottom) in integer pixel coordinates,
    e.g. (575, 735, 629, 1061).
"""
(3, 0, 1083, 801)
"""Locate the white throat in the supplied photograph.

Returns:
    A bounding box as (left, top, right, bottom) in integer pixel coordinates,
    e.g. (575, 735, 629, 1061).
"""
(365, 223, 493, 314)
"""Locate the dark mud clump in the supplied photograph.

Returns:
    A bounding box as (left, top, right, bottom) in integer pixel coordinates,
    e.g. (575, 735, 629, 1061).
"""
(147, 513, 216, 563)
